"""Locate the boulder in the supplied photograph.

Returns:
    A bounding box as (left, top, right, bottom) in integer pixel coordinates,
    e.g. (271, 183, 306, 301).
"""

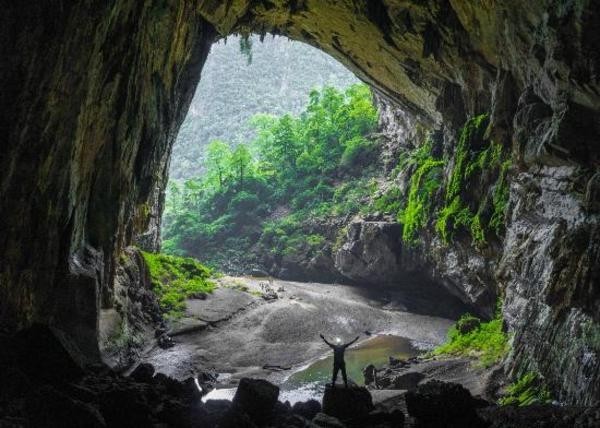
(292, 399, 322, 420)
(232, 378, 280, 425)
(363, 364, 377, 386)
(405, 380, 488, 428)
(456, 315, 481, 334)
(311, 412, 347, 427)
(366, 407, 405, 427)
(129, 363, 155, 383)
(322, 384, 374, 422)
(28, 385, 106, 428)
(391, 371, 425, 390)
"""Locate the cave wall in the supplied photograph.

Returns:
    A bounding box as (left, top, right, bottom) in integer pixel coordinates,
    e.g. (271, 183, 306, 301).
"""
(1, 0, 599, 404)
(0, 0, 215, 357)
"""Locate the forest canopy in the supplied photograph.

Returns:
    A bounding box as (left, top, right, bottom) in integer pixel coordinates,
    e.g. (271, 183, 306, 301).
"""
(162, 84, 379, 268)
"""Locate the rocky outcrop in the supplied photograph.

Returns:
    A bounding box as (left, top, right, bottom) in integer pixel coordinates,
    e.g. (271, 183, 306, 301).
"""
(1, 0, 599, 406)
(99, 247, 164, 370)
(0, 1, 215, 358)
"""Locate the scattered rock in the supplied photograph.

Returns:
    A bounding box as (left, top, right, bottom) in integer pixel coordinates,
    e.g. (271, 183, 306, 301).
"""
(388, 356, 405, 367)
(363, 364, 377, 386)
(262, 290, 278, 301)
(292, 399, 322, 420)
(157, 333, 174, 349)
(232, 378, 280, 425)
(311, 412, 347, 428)
(391, 371, 425, 390)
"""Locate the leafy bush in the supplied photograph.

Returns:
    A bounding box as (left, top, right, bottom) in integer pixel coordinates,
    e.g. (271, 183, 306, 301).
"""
(142, 252, 216, 319)
(499, 372, 552, 406)
(433, 304, 509, 368)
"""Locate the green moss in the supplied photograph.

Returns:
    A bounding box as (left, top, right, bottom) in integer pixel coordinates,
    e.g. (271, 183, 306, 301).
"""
(373, 186, 403, 215)
(446, 114, 489, 202)
(435, 196, 473, 243)
(306, 234, 326, 247)
(400, 155, 444, 243)
(141, 251, 216, 319)
(433, 303, 509, 368)
(499, 372, 552, 406)
(436, 114, 511, 244)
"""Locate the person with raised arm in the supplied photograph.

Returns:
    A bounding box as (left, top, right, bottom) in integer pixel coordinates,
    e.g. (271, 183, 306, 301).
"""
(320, 333, 360, 388)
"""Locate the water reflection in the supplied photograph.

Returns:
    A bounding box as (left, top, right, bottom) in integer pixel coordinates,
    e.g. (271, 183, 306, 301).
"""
(203, 335, 419, 404)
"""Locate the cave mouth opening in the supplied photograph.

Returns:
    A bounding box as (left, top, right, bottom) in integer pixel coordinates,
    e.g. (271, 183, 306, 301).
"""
(116, 35, 474, 397)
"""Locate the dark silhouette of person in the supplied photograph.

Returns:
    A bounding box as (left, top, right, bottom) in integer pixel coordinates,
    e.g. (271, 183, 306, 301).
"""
(320, 333, 359, 388)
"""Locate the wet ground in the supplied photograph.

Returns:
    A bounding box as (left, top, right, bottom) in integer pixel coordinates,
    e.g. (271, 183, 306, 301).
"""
(143, 276, 455, 401)
(202, 334, 418, 403)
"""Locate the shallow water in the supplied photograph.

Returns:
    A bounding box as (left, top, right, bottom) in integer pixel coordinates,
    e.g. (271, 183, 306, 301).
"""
(203, 334, 418, 404)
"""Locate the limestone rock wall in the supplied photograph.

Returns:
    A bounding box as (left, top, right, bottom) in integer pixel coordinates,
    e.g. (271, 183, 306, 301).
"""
(0, 1, 215, 357)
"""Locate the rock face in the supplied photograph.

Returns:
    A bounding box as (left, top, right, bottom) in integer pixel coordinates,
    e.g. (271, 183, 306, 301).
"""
(99, 247, 164, 370)
(1, 0, 600, 406)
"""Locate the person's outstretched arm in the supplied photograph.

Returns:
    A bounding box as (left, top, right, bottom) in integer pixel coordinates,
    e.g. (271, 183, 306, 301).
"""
(320, 333, 334, 348)
(344, 336, 360, 348)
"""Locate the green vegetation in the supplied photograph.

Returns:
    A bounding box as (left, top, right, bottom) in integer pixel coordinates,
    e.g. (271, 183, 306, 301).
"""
(435, 114, 511, 244)
(368, 113, 511, 247)
(163, 84, 379, 267)
(399, 141, 445, 243)
(432, 302, 509, 367)
(499, 372, 552, 406)
(171, 35, 358, 180)
(141, 251, 216, 318)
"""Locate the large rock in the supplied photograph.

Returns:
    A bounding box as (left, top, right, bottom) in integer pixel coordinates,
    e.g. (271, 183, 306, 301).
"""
(322, 384, 374, 422)
(292, 399, 322, 420)
(405, 380, 488, 428)
(232, 378, 280, 425)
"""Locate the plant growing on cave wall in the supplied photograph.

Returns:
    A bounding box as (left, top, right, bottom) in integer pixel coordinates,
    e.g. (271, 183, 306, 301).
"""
(399, 140, 445, 243)
(376, 114, 511, 247)
(433, 301, 509, 367)
(435, 114, 511, 245)
(141, 252, 216, 318)
(499, 372, 552, 406)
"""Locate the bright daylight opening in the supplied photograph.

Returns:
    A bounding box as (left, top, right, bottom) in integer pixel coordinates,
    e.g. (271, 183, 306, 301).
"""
(142, 35, 475, 404)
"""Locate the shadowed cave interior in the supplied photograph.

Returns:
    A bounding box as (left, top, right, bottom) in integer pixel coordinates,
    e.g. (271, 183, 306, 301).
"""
(1, 1, 600, 427)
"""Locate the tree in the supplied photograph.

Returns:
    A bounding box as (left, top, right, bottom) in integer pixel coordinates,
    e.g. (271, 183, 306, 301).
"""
(230, 144, 253, 189)
(205, 140, 232, 190)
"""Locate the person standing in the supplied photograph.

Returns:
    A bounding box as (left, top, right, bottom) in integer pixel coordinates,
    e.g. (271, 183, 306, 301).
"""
(320, 333, 360, 388)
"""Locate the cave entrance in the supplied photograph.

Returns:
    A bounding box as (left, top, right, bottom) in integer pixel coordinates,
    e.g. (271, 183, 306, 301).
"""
(124, 36, 470, 400)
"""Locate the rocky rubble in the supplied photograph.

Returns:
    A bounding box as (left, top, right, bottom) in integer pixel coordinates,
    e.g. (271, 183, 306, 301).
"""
(3, 325, 600, 427)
